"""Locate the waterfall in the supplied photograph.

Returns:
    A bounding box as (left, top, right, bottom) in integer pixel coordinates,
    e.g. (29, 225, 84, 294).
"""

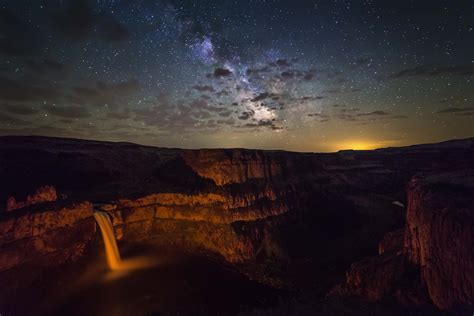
(94, 211, 122, 270)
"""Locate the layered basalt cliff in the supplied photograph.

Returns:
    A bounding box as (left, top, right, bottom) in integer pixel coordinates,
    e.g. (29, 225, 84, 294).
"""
(332, 171, 474, 310)
(6, 185, 57, 212)
(99, 187, 291, 262)
(404, 171, 474, 309)
(182, 149, 284, 185)
(0, 201, 95, 271)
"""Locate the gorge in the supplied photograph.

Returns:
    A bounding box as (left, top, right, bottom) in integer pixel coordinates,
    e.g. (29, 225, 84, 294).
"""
(0, 135, 473, 315)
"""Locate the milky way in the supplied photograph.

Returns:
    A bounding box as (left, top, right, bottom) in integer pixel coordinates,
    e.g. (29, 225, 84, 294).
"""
(0, 0, 472, 151)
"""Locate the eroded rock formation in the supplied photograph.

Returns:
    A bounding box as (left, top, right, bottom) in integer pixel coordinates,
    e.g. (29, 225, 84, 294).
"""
(182, 149, 283, 185)
(331, 170, 474, 311)
(0, 201, 95, 271)
(6, 185, 57, 212)
(404, 171, 474, 309)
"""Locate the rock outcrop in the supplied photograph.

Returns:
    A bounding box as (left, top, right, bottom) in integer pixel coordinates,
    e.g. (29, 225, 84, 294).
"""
(0, 201, 95, 271)
(99, 188, 290, 262)
(331, 171, 474, 310)
(6, 185, 57, 212)
(404, 171, 474, 309)
(329, 228, 406, 301)
(182, 149, 283, 185)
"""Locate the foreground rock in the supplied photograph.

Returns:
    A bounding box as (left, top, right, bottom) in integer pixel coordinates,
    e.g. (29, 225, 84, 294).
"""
(99, 189, 290, 262)
(0, 201, 95, 271)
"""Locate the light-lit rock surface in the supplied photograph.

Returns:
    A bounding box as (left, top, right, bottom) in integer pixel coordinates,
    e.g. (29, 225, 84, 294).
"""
(331, 170, 474, 311)
(404, 171, 474, 309)
(6, 185, 57, 212)
(0, 201, 95, 271)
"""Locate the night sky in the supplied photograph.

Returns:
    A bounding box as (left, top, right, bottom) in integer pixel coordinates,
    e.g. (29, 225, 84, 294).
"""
(0, 0, 472, 152)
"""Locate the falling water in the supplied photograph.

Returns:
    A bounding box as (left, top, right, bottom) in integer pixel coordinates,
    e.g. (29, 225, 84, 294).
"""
(93, 211, 122, 270)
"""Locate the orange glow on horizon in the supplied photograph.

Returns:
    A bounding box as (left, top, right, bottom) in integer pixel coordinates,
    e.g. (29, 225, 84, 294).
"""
(331, 140, 401, 151)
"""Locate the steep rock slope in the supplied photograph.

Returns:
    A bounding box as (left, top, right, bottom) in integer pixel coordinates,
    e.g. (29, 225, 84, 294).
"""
(404, 171, 474, 309)
(0, 201, 95, 271)
(332, 170, 474, 310)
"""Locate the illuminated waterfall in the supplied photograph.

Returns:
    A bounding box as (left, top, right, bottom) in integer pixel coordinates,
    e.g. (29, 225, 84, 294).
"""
(94, 211, 122, 270)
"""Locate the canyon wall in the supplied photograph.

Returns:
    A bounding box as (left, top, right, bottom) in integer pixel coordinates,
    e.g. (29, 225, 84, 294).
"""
(404, 172, 474, 309)
(0, 201, 95, 272)
(100, 187, 290, 262)
(0, 136, 472, 311)
(332, 170, 474, 310)
(181, 149, 284, 185)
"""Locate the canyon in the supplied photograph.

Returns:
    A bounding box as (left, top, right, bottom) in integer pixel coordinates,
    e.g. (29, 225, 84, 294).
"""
(0, 135, 473, 315)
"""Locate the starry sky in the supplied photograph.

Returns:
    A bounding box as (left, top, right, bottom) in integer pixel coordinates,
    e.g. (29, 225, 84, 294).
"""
(0, 0, 472, 152)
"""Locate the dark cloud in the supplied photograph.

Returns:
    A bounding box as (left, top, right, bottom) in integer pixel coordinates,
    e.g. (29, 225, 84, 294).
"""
(336, 114, 357, 121)
(243, 119, 282, 131)
(73, 86, 100, 97)
(0, 9, 38, 56)
(435, 107, 474, 114)
(322, 87, 362, 94)
(106, 108, 132, 120)
(2, 104, 39, 115)
(340, 108, 360, 113)
(289, 96, 325, 103)
(192, 85, 215, 92)
(43, 104, 91, 118)
(390, 115, 408, 119)
(0, 76, 62, 102)
(71, 79, 141, 107)
(308, 113, 329, 118)
(238, 110, 254, 120)
(275, 59, 290, 67)
(307, 113, 330, 122)
(218, 110, 232, 117)
(357, 110, 391, 116)
(389, 64, 474, 79)
(251, 92, 271, 102)
(25, 59, 68, 76)
(98, 78, 141, 93)
(96, 12, 130, 41)
(303, 73, 314, 81)
(213, 68, 232, 77)
(280, 71, 295, 79)
(336, 109, 407, 122)
(0, 9, 20, 27)
(0, 112, 29, 126)
(50, 0, 129, 41)
(246, 66, 270, 76)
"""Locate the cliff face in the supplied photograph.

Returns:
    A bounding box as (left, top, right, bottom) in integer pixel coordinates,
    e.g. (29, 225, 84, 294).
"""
(329, 228, 406, 301)
(0, 201, 95, 271)
(99, 188, 290, 262)
(181, 149, 283, 186)
(6, 185, 57, 212)
(404, 172, 474, 309)
(332, 171, 474, 310)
